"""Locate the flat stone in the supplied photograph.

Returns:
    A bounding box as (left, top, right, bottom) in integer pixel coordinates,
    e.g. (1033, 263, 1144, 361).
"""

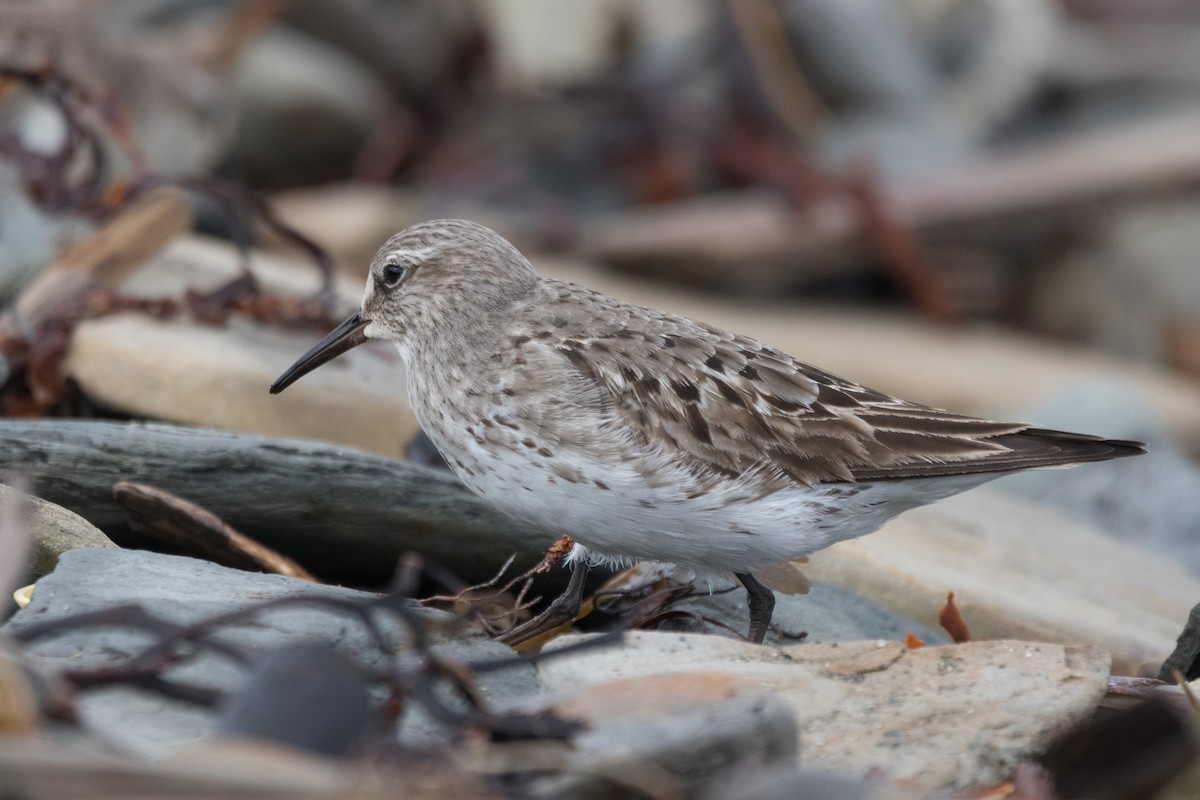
(538, 631, 1110, 792)
(1160, 602, 1200, 682)
(271, 183, 427, 267)
(665, 578, 946, 647)
(802, 489, 1199, 675)
(0, 484, 116, 581)
(3, 548, 535, 756)
(63, 236, 419, 458)
(531, 672, 798, 799)
(998, 380, 1200, 577)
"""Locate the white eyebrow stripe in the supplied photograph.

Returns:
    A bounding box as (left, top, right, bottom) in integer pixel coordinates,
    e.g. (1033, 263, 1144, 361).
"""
(389, 245, 439, 264)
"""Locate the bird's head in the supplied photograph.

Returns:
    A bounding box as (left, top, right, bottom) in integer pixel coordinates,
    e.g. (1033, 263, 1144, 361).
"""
(270, 219, 538, 394)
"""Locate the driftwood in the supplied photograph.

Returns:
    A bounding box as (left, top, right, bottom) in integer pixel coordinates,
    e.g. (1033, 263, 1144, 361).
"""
(113, 481, 319, 582)
(0, 420, 562, 588)
(586, 114, 1200, 292)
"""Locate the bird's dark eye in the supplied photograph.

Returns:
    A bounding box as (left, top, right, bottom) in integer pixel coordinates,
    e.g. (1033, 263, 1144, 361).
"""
(382, 261, 408, 287)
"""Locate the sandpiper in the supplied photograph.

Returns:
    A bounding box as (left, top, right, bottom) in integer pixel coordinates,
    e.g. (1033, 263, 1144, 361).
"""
(271, 219, 1145, 644)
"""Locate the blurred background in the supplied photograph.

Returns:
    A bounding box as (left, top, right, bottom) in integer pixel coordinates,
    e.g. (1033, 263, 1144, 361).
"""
(8, 8, 1200, 793)
(3, 0, 1200, 485)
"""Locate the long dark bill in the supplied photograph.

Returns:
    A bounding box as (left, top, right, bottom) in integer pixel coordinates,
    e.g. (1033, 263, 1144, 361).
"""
(269, 310, 370, 394)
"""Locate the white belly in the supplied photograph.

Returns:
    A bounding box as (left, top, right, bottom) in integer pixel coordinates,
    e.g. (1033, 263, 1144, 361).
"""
(434, 427, 992, 573)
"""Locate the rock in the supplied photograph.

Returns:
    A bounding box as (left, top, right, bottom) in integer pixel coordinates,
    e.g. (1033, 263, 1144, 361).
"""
(270, 183, 427, 267)
(225, 25, 388, 186)
(1024, 197, 1200, 363)
(530, 672, 798, 799)
(0, 484, 117, 581)
(214, 643, 373, 757)
(0, 420, 563, 588)
(3, 548, 536, 756)
(802, 489, 1199, 675)
(478, 0, 623, 88)
(707, 765, 924, 800)
(664, 577, 946, 647)
(1039, 694, 1200, 799)
(538, 631, 1110, 792)
(1160, 603, 1200, 682)
(998, 380, 1200, 577)
(63, 235, 420, 458)
(68, 312, 419, 458)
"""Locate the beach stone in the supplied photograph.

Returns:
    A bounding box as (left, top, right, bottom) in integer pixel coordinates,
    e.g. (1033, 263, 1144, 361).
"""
(538, 631, 1110, 792)
(802, 489, 1199, 675)
(225, 26, 387, 186)
(531, 672, 797, 799)
(270, 182, 427, 267)
(3, 548, 535, 756)
(0, 484, 116, 581)
(667, 578, 946, 647)
(63, 236, 420, 458)
(707, 765, 925, 800)
(998, 380, 1200, 577)
(1160, 603, 1200, 682)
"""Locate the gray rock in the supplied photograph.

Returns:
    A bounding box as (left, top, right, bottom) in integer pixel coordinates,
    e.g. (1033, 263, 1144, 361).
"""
(706, 765, 924, 800)
(531, 672, 798, 800)
(0, 484, 117, 582)
(225, 26, 386, 186)
(1160, 602, 1200, 682)
(669, 578, 946, 647)
(803, 489, 1197, 676)
(998, 380, 1200, 577)
(539, 631, 1111, 793)
(214, 643, 374, 757)
(4, 548, 535, 756)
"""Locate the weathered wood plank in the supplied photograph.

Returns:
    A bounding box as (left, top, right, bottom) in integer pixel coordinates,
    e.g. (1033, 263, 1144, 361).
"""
(0, 420, 560, 587)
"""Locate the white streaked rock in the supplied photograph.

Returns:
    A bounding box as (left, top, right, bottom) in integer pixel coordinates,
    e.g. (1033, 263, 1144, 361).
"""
(538, 630, 1110, 792)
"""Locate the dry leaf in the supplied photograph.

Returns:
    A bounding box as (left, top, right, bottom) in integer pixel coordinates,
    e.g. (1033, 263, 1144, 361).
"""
(939, 591, 972, 643)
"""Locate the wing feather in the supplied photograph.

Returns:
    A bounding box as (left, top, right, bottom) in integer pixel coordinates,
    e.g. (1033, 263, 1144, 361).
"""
(531, 283, 1144, 489)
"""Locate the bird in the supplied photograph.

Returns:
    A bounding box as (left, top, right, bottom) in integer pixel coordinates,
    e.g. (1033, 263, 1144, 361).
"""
(270, 219, 1146, 645)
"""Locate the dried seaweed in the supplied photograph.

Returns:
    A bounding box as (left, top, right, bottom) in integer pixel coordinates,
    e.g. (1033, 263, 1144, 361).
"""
(0, 61, 342, 414)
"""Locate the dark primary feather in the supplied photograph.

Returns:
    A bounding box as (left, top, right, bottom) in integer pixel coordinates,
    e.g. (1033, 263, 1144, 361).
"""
(532, 282, 1145, 489)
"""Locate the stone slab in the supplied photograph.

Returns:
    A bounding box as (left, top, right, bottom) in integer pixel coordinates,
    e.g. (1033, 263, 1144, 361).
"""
(538, 631, 1110, 792)
(803, 489, 1199, 675)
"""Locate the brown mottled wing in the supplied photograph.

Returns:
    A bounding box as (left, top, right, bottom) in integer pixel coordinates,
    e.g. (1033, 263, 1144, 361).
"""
(538, 293, 1143, 487)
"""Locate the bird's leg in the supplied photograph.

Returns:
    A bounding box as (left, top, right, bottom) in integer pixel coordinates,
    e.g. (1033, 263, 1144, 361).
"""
(498, 559, 589, 646)
(736, 572, 776, 644)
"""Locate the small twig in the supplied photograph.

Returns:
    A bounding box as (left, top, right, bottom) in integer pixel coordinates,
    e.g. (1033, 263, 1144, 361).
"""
(847, 163, 965, 324)
(0, 477, 33, 602)
(113, 481, 319, 582)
